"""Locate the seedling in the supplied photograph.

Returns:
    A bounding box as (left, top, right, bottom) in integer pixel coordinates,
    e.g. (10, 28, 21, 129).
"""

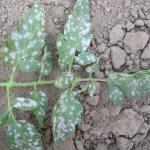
(1, 0, 150, 149)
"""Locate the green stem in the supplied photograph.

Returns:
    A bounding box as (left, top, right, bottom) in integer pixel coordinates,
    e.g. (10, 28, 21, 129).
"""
(0, 80, 55, 87)
(6, 87, 16, 124)
(10, 65, 18, 81)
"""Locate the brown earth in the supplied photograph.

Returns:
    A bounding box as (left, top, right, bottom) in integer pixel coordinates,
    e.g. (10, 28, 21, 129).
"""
(1, 0, 150, 150)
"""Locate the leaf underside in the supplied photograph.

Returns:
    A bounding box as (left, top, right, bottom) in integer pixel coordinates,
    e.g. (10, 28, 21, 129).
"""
(52, 90, 83, 142)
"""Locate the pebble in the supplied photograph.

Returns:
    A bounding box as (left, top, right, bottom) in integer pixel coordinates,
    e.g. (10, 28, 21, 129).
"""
(109, 25, 125, 45)
(97, 43, 106, 54)
(144, 20, 150, 28)
(138, 8, 145, 19)
(86, 96, 99, 106)
(126, 21, 135, 31)
(135, 19, 144, 27)
(110, 46, 126, 70)
(123, 32, 149, 53)
(141, 43, 150, 60)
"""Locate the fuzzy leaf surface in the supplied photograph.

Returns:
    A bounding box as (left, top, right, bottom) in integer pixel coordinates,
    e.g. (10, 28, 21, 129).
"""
(40, 46, 52, 76)
(3, 3, 46, 70)
(54, 72, 74, 89)
(52, 90, 83, 142)
(19, 58, 40, 72)
(13, 97, 38, 111)
(57, 0, 92, 68)
(5, 120, 43, 150)
(29, 91, 48, 125)
(88, 83, 97, 97)
(107, 71, 150, 103)
(75, 52, 97, 65)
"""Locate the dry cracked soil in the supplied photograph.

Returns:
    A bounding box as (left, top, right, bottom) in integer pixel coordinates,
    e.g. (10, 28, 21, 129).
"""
(1, 0, 150, 150)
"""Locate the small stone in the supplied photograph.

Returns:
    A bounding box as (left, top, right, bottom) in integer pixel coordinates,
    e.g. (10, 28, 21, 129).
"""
(141, 43, 150, 60)
(112, 109, 144, 138)
(97, 43, 106, 53)
(109, 25, 125, 45)
(75, 140, 84, 150)
(110, 46, 126, 70)
(96, 143, 107, 150)
(140, 105, 150, 113)
(53, 138, 76, 150)
(138, 8, 145, 19)
(131, 10, 138, 20)
(123, 32, 149, 53)
(80, 121, 91, 132)
(144, 20, 150, 28)
(116, 137, 134, 150)
(135, 19, 144, 27)
(95, 70, 105, 78)
(141, 61, 150, 69)
(126, 21, 135, 31)
(86, 96, 99, 106)
(124, 0, 131, 7)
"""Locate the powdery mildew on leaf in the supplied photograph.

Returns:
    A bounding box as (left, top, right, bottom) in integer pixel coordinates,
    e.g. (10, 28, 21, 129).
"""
(75, 52, 97, 65)
(40, 46, 52, 76)
(88, 83, 97, 97)
(13, 97, 38, 111)
(54, 72, 74, 89)
(3, 3, 46, 72)
(52, 90, 83, 142)
(107, 72, 150, 103)
(57, 0, 93, 69)
(6, 120, 43, 150)
(29, 91, 48, 126)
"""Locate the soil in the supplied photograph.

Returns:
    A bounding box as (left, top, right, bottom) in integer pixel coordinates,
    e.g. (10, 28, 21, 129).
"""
(1, 0, 150, 150)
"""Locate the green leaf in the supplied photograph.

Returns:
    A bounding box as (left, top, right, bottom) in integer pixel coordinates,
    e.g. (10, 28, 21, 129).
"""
(29, 91, 48, 126)
(107, 74, 124, 104)
(3, 3, 46, 69)
(88, 83, 97, 97)
(5, 120, 43, 150)
(86, 59, 100, 73)
(107, 73, 150, 103)
(52, 90, 83, 142)
(19, 58, 40, 72)
(54, 72, 75, 89)
(57, 0, 92, 69)
(13, 97, 38, 111)
(75, 52, 97, 65)
(40, 46, 52, 76)
(0, 111, 12, 126)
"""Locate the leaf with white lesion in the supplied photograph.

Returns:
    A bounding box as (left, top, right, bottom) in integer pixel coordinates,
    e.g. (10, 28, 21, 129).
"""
(5, 120, 43, 150)
(86, 59, 100, 73)
(75, 52, 97, 65)
(40, 46, 52, 76)
(107, 72, 150, 103)
(19, 58, 41, 72)
(88, 83, 97, 97)
(54, 72, 75, 89)
(13, 97, 38, 111)
(57, 0, 92, 69)
(3, 3, 46, 72)
(28, 91, 48, 126)
(52, 90, 83, 142)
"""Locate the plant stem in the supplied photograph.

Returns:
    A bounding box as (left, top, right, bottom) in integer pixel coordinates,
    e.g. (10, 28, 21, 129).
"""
(0, 80, 55, 87)
(10, 65, 18, 81)
(6, 87, 16, 124)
